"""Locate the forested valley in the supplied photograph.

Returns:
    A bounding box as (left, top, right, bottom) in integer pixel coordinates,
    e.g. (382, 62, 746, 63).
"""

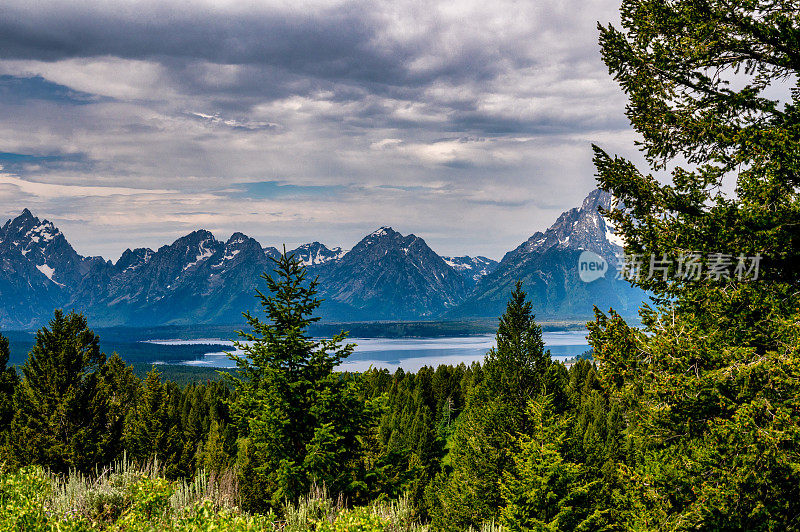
(0, 261, 617, 530)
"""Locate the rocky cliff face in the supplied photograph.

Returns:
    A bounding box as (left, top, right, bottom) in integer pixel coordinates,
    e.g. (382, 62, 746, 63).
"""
(500, 189, 623, 267)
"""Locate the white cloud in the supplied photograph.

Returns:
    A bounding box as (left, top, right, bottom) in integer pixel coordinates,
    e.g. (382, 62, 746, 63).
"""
(0, 172, 177, 198)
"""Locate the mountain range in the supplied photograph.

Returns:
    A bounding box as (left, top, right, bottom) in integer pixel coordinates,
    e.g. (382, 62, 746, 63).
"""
(0, 190, 646, 329)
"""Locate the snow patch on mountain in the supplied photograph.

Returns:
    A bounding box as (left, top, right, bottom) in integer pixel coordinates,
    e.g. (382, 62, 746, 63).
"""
(602, 215, 625, 248)
(289, 242, 346, 266)
(183, 240, 215, 271)
(443, 255, 499, 283)
(36, 263, 55, 280)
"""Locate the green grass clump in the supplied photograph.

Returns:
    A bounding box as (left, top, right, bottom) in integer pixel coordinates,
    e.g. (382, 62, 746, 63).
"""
(0, 462, 270, 531)
(0, 461, 432, 531)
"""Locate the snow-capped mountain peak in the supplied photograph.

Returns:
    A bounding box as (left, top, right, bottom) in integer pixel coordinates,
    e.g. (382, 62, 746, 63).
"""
(501, 189, 623, 265)
(0, 209, 86, 286)
(370, 226, 393, 237)
(3, 211, 61, 254)
(288, 242, 345, 266)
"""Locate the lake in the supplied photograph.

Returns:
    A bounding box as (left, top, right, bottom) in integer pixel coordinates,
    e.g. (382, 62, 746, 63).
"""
(145, 331, 591, 372)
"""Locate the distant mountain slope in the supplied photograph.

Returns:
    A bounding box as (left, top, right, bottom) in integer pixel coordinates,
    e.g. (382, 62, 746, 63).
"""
(0, 191, 646, 329)
(314, 227, 469, 320)
(448, 190, 646, 319)
(0, 234, 64, 329)
(71, 231, 272, 326)
(442, 256, 499, 288)
(1, 208, 100, 287)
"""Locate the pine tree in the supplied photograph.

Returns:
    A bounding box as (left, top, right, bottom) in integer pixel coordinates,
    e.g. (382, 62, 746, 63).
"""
(432, 283, 553, 530)
(10, 311, 119, 472)
(483, 282, 551, 410)
(123, 367, 184, 476)
(0, 333, 18, 454)
(200, 419, 229, 474)
(227, 250, 367, 511)
(500, 395, 595, 531)
(97, 353, 138, 466)
(591, 0, 800, 526)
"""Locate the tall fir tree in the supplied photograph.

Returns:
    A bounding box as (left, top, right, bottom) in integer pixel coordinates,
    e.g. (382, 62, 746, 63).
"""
(432, 283, 556, 530)
(10, 311, 122, 472)
(591, 0, 800, 527)
(227, 250, 368, 511)
(500, 394, 597, 531)
(123, 367, 184, 477)
(97, 353, 138, 468)
(0, 333, 18, 454)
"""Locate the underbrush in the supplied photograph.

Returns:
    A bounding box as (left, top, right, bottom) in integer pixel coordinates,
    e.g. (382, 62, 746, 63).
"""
(0, 460, 431, 531)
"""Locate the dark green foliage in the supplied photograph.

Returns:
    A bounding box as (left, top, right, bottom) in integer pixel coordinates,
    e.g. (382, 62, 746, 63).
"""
(123, 368, 184, 477)
(501, 395, 593, 531)
(0, 333, 18, 452)
(431, 282, 555, 530)
(128, 363, 233, 384)
(97, 353, 139, 467)
(483, 282, 551, 409)
(9, 311, 127, 473)
(587, 0, 800, 528)
(227, 250, 368, 511)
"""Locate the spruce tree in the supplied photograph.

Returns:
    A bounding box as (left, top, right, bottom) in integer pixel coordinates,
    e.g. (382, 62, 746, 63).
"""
(123, 367, 184, 476)
(97, 353, 138, 467)
(0, 333, 18, 453)
(227, 250, 367, 511)
(432, 283, 554, 530)
(10, 311, 119, 472)
(500, 395, 595, 531)
(591, 0, 800, 527)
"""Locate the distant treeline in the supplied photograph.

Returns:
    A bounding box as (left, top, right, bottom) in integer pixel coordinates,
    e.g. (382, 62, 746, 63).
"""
(2, 317, 592, 370)
(2, 329, 231, 368)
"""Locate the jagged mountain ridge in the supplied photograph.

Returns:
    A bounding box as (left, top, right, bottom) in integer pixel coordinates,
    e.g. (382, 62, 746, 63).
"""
(448, 189, 645, 319)
(0, 216, 494, 327)
(0, 190, 644, 328)
(1, 208, 102, 287)
(312, 227, 470, 321)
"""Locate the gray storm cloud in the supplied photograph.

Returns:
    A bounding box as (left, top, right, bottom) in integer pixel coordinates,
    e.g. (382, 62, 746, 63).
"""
(0, 0, 638, 260)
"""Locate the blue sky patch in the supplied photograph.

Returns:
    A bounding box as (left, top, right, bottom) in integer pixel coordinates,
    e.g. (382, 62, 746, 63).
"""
(0, 75, 105, 105)
(230, 181, 347, 199)
(0, 151, 93, 175)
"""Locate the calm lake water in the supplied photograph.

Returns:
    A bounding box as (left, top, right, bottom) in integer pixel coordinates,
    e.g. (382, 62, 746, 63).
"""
(145, 331, 590, 372)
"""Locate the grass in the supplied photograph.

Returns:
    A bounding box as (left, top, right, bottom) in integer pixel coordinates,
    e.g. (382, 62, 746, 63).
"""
(0, 457, 442, 531)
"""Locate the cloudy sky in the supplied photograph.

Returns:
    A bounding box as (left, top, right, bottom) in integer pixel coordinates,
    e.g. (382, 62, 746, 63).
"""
(0, 0, 640, 260)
